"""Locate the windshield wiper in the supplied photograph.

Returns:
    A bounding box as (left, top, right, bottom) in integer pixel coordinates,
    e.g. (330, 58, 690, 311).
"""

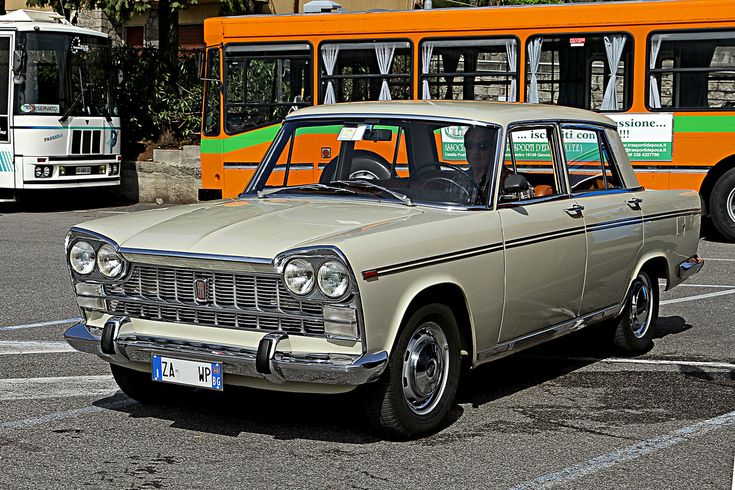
(58, 92, 83, 124)
(257, 183, 358, 198)
(333, 180, 415, 207)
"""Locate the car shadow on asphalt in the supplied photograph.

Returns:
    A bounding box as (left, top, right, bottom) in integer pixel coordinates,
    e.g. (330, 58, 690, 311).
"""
(90, 317, 695, 443)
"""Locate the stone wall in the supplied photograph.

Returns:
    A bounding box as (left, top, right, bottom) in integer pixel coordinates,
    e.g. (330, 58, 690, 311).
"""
(117, 145, 201, 205)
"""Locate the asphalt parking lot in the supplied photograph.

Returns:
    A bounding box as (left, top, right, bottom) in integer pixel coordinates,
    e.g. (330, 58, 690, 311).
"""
(0, 195, 733, 489)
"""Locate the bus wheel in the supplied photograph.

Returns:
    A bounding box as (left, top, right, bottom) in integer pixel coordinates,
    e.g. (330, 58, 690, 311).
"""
(709, 167, 735, 241)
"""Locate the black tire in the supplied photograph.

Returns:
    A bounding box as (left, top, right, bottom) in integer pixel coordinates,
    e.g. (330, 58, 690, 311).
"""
(709, 167, 735, 242)
(110, 363, 184, 404)
(321, 150, 390, 183)
(612, 270, 658, 354)
(364, 304, 461, 439)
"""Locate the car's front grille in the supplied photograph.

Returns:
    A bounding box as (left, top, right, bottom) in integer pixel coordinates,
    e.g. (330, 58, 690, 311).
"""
(103, 264, 325, 335)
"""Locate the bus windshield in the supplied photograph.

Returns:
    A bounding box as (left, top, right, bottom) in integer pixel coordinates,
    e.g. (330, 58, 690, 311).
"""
(14, 32, 116, 117)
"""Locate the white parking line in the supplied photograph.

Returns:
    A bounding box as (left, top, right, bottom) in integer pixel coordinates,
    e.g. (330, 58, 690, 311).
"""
(703, 257, 735, 262)
(661, 288, 735, 305)
(0, 341, 76, 355)
(511, 409, 735, 490)
(0, 375, 116, 400)
(679, 284, 735, 288)
(524, 355, 735, 371)
(0, 317, 82, 332)
(0, 399, 135, 430)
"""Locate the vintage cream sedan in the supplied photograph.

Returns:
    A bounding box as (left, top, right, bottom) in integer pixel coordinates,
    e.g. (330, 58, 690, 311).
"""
(64, 102, 703, 438)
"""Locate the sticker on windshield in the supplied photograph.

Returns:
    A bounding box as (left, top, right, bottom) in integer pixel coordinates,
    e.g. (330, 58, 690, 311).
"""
(71, 37, 89, 53)
(20, 104, 60, 114)
(337, 125, 367, 141)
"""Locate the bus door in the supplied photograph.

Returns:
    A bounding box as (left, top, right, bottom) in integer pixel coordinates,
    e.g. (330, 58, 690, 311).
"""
(0, 34, 13, 195)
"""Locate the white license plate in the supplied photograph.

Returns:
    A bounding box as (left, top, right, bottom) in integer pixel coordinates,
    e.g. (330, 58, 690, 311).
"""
(77, 166, 91, 175)
(151, 354, 223, 391)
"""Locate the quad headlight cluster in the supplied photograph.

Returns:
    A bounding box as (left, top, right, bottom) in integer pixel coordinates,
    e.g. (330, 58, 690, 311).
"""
(283, 257, 351, 299)
(68, 239, 125, 279)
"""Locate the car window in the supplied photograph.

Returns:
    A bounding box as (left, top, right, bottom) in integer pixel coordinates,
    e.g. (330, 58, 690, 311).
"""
(561, 126, 624, 193)
(502, 126, 562, 202)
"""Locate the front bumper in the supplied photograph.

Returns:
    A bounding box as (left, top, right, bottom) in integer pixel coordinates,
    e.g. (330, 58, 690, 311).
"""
(64, 321, 388, 386)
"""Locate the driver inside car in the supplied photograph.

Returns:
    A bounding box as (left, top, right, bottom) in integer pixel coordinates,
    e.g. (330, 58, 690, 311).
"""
(464, 126, 535, 201)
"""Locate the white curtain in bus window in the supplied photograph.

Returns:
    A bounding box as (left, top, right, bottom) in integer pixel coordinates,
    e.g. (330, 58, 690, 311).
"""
(601, 35, 627, 111)
(648, 31, 735, 110)
(375, 44, 395, 100)
(527, 38, 542, 104)
(527, 34, 631, 111)
(319, 41, 411, 103)
(420, 38, 518, 102)
(322, 45, 339, 104)
(421, 43, 433, 100)
(0, 37, 8, 142)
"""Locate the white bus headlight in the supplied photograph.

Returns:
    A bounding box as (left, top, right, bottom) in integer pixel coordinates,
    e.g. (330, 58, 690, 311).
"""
(317, 260, 350, 298)
(284, 258, 315, 295)
(69, 241, 96, 275)
(97, 244, 124, 278)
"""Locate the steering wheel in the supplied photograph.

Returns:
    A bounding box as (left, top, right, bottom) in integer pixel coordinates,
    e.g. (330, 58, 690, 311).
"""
(570, 173, 605, 192)
(411, 163, 480, 201)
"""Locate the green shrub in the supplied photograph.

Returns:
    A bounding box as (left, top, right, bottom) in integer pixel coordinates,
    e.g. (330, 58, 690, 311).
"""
(113, 45, 202, 148)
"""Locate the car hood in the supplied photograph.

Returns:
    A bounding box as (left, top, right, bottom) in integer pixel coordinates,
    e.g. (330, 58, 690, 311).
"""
(77, 198, 427, 260)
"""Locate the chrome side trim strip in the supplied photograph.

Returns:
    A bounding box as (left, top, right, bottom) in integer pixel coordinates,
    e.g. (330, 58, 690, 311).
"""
(477, 304, 620, 365)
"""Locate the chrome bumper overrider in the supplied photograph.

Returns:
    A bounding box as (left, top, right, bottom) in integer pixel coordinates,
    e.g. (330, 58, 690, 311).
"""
(678, 255, 704, 280)
(64, 322, 387, 386)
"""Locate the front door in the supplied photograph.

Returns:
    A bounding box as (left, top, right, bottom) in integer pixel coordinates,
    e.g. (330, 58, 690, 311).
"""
(497, 124, 587, 342)
(0, 34, 13, 193)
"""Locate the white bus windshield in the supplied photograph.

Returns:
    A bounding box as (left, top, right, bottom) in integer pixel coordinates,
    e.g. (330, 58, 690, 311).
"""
(14, 32, 116, 118)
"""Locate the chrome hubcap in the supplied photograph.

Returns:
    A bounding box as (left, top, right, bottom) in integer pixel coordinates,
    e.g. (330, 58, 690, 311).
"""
(349, 169, 379, 180)
(727, 187, 735, 224)
(401, 323, 449, 415)
(629, 275, 653, 338)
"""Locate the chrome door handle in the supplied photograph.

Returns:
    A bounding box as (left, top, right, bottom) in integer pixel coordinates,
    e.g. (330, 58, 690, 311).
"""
(564, 204, 584, 216)
(626, 197, 643, 208)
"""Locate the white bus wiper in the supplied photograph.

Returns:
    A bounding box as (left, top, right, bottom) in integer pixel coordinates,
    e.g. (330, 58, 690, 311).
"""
(333, 180, 415, 207)
(257, 183, 358, 198)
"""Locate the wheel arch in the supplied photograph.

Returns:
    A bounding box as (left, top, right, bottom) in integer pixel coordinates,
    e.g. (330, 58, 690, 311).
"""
(396, 283, 475, 366)
(699, 155, 735, 216)
(628, 253, 670, 299)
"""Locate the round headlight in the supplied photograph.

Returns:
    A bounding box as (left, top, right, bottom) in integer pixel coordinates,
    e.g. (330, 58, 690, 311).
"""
(317, 260, 350, 298)
(97, 244, 124, 278)
(69, 241, 96, 275)
(284, 258, 315, 295)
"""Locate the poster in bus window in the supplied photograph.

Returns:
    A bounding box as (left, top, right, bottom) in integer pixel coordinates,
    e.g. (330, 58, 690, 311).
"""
(606, 114, 673, 162)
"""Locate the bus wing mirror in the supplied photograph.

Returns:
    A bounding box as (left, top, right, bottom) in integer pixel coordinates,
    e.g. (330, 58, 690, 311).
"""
(196, 48, 206, 80)
(12, 50, 25, 83)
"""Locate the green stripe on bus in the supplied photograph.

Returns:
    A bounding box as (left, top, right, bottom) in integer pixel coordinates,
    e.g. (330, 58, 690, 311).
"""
(200, 124, 344, 155)
(674, 115, 735, 133)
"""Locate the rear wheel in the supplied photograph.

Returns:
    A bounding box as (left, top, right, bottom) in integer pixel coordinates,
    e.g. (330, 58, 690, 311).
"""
(709, 167, 735, 241)
(364, 304, 461, 439)
(612, 270, 658, 354)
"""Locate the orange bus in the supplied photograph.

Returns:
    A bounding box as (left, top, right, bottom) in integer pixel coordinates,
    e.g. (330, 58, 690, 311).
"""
(200, 0, 735, 240)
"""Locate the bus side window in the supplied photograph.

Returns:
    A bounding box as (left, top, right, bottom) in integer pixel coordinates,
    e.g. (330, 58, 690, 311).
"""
(526, 34, 632, 112)
(319, 41, 412, 103)
(419, 38, 519, 102)
(648, 31, 735, 110)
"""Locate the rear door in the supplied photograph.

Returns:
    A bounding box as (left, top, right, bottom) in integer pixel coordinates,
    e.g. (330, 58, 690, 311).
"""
(497, 124, 587, 342)
(0, 34, 13, 193)
(561, 124, 643, 313)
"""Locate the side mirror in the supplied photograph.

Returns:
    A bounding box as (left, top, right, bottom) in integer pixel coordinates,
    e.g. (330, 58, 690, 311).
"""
(503, 174, 530, 194)
(12, 50, 25, 84)
(195, 47, 206, 80)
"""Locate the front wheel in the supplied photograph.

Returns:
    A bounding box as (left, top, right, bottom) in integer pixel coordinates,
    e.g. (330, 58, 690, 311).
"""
(709, 167, 735, 241)
(612, 270, 658, 354)
(364, 304, 461, 439)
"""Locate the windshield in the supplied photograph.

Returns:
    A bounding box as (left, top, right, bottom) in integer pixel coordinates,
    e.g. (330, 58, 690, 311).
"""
(14, 32, 116, 117)
(247, 117, 500, 207)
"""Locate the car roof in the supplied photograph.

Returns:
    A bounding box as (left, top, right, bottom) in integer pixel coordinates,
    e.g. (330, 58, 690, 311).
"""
(286, 101, 617, 128)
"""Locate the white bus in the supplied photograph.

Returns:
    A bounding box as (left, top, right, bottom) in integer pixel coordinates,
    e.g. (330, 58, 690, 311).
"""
(0, 10, 121, 202)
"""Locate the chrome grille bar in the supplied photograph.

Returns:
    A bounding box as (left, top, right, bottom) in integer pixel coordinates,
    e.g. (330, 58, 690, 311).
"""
(104, 264, 325, 335)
